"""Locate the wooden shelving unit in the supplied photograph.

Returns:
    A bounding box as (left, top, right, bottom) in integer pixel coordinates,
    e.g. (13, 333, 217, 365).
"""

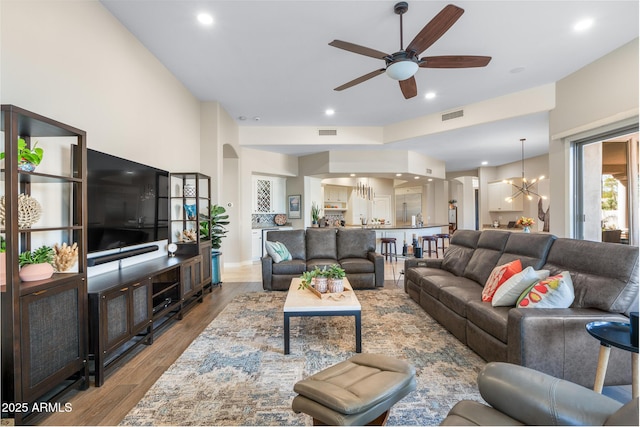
(1, 105, 89, 423)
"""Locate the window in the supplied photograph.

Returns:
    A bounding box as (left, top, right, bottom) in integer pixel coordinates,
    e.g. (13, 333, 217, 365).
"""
(573, 126, 638, 245)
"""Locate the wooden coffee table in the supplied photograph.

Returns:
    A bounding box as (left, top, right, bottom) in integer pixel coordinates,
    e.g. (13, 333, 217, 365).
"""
(283, 278, 361, 355)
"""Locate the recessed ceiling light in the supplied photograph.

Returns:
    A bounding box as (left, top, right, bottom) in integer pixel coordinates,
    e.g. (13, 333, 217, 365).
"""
(197, 13, 213, 25)
(325, 109, 335, 116)
(574, 18, 594, 32)
(425, 92, 436, 100)
(427, 178, 433, 182)
(395, 173, 402, 177)
(350, 173, 356, 177)
(481, 161, 488, 165)
(414, 176, 420, 180)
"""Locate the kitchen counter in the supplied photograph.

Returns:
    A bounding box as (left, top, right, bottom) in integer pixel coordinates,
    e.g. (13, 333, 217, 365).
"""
(343, 224, 449, 230)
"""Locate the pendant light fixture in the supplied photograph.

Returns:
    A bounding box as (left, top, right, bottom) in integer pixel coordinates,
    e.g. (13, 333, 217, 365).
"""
(504, 138, 547, 202)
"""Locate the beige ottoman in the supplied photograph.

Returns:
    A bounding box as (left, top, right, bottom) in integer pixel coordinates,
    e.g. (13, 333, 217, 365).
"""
(292, 354, 417, 425)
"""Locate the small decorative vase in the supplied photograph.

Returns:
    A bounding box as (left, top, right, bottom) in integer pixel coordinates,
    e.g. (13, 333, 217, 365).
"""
(313, 277, 328, 293)
(523, 226, 531, 233)
(183, 183, 196, 197)
(19, 263, 54, 282)
(18, 161, 36, 172)
(328, 278, 344, 293)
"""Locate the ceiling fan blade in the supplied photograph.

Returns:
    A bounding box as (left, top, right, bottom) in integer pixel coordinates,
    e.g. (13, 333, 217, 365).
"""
(334, 69, 386, 91)
(399, 76, 417, 99)
(329, 40, 389, 60)
(420, 55, 492, 68)
(406, 4, 464, 56)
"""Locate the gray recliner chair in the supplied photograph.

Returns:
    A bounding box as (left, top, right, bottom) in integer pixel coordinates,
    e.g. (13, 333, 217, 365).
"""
(441, 362, 638, 426)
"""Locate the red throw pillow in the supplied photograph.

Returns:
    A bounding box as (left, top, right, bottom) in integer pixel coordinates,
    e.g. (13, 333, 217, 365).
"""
(482, 260, 523, 302)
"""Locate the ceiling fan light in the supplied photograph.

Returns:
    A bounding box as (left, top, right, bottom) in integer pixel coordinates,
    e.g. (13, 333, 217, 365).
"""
(386, 60, 419, 81)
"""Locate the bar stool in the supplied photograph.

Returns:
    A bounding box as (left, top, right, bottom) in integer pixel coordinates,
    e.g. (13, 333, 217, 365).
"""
(436, 233, 450, 255)
(421, 235, 438, 258)
(380, 237, 397, 262)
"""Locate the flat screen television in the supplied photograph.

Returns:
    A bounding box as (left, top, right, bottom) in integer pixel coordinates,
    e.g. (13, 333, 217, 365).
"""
(86, 149, 169, 253)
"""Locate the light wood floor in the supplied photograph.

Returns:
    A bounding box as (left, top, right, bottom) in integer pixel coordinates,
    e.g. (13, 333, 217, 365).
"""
(39, 258, 411, 426)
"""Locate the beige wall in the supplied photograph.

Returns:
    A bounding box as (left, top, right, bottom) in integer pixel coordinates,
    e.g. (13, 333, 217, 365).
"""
(549, 38, 639, 237)
(1, 0, 201, 172)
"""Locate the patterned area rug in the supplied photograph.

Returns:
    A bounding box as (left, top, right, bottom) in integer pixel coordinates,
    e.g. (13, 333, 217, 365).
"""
(120, 288, 485, 426)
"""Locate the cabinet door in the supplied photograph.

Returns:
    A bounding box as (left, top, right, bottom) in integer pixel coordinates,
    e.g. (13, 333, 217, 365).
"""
(181, 261, 195, 298)
(251, 230, 262, 261)
(101, 286, 131, 354)
(199, 242, 212, 287)
(20, 280, 86, 402)
(253, 176, 274, 213)
(131, 279, 152, 333)
(488, 182, 504, 211)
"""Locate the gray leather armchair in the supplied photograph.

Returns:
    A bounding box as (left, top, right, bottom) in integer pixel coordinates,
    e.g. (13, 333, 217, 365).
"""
(442, 362, 638, 426)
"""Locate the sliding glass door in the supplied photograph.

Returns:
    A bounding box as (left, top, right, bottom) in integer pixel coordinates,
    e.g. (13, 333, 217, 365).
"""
(573, 126, 638, 245)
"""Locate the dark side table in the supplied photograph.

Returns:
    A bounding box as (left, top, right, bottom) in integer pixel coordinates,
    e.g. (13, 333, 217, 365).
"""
(586, 321, 638, 398)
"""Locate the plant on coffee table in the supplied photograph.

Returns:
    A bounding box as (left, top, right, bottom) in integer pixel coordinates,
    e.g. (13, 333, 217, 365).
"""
(298, 266, 329, 290)
(326, 264, 346, 292)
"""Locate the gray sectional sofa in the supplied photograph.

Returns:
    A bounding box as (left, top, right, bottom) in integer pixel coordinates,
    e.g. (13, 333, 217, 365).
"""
(404, 229, 639, 388)
(262, 228, 384, 291)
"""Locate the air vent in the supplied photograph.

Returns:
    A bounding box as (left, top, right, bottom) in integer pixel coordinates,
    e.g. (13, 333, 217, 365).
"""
(442, 110, 464, 121)
(318, 129, 337, 136)
(425, 168, 432, 174)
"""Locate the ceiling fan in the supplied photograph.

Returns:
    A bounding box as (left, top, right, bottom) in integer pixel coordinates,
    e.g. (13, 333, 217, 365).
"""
(329, 2, 491, 99)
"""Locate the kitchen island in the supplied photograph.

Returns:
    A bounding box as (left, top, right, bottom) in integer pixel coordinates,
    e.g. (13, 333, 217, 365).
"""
(367, 225, 449, 248)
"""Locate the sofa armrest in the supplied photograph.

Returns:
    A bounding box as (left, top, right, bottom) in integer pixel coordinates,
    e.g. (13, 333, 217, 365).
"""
(368, 252, 384, 287)
(261, 255, 274, 290)
(507, 308, 631, 387)
(404, 257, 443, 270)
(477, 362, 623, 426)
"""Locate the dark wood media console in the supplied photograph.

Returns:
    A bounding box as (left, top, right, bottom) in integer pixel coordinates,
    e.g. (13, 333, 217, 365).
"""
(87, 254, 209, 386)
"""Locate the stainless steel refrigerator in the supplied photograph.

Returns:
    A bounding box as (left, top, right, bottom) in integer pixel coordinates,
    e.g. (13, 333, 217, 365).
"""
(395, 193, 422, 226)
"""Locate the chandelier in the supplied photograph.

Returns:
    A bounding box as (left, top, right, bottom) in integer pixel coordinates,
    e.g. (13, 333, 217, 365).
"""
(504, 138, 547, 202)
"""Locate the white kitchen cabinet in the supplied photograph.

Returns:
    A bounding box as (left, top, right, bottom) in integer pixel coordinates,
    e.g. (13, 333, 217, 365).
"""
(252, 175, 286, 213)
(324, 185, 349, 212)
(251, 229, 263, 261)
(488, 181, 523, 211)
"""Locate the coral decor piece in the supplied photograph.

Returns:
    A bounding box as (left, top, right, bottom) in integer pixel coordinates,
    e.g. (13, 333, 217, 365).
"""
(53, 242, 78, 272)
(0, 194, 43, 229)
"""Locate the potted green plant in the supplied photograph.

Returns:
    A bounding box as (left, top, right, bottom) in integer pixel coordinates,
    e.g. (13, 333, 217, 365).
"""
(0, 138, 44, 172)
(18, 245, 55, 281)
(311, 202, 321, 226)
(200, 204, 230, 250)
(200, 204, 229, 286)
(326, 264, 346, 293)
(298, 266, 329, 292)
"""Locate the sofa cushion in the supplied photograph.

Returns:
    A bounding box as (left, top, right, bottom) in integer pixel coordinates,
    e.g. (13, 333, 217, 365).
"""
(496, 233, 556, 270)
(307, 258, 337, 271)
(463, 230, 510, 285)
(265, 240, 292, 263)
(517, 271, 575, 309)
(542, 238, 639, 313)
(272, 259, 306, 275)
(492, 267, 550, 307)
(306, 228, 338, 260)
(466, 300, 510, 343)
(406, 266, 453, 287)
(439, 283, 483, 317)
(441, 230, 481, 276)
(337, 229, 376, 259)
(339, 258, 374, 274)
(482, 260, 522, 302)
(419, 274, 477, 300)
(267, 229, 306, 260)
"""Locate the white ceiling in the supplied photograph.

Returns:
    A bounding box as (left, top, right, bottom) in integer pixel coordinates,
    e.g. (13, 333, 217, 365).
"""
(100, 0, 639, 172)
